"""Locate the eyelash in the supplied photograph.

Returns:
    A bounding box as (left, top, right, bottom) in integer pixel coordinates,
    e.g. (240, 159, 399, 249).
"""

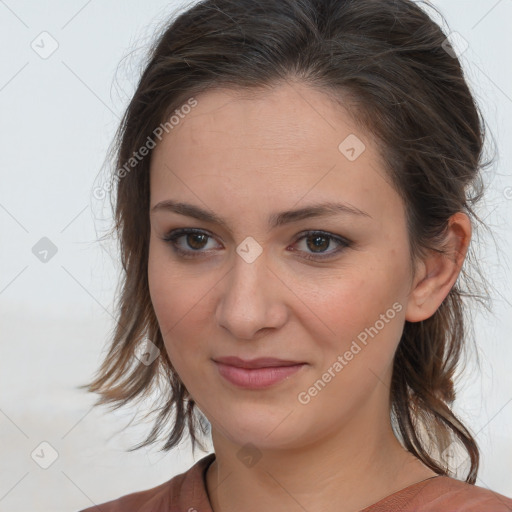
(162, 228, 351, 261)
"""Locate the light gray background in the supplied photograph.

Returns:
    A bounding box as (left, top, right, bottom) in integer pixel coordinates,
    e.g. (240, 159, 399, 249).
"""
(0, 1, 511, 511)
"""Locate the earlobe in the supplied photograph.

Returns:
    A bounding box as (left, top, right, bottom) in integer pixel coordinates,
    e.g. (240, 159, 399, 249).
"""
(405, 213, 471, 323)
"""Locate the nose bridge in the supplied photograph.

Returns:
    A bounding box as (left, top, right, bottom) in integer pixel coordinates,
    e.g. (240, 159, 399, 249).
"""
(225, 243, 268, 311)
(229, 234, 268, 293)
(215, 240, 286, 338)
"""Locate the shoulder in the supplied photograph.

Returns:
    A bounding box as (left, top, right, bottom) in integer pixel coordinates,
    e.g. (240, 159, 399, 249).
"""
(398, 475, 512, 512)
(77, 453, 215, 512)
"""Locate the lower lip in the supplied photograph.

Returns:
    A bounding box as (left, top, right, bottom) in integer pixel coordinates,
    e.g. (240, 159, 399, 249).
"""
(214, 362, 306, 389)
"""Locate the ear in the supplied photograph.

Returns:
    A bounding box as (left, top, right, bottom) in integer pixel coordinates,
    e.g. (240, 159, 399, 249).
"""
(405, 212, 471, 323)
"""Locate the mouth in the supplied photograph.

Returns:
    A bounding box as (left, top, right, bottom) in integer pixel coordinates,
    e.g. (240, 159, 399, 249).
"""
(212, 356, 305, 369)
(212, 356, 307, 389)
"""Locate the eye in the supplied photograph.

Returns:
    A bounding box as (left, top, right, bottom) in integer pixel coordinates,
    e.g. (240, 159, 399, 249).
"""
(162, 228, 220, 258)
(292, 230, 351, 261)
(161, 228, 351, 261)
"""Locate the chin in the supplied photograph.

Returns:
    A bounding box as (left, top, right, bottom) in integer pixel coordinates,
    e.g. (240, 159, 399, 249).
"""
(212, 407, 308, 451)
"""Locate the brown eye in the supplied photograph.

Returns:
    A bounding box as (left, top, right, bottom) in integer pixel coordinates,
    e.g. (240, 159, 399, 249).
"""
(185, 233, 209, 250)
(163, 228, 220, 258)
(292, 231, 351, 261)
(306, 233, 330, 252)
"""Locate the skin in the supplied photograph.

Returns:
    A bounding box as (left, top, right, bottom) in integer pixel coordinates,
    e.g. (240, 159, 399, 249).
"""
(147, 80, 471, 512)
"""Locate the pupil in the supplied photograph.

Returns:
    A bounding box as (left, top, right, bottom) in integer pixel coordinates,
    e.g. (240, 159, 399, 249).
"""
(308, 235, 328, 252)
(188, 234, 207, 250)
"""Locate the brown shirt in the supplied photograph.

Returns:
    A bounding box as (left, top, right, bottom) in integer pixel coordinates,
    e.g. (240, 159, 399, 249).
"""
(78, 452, 512, 511)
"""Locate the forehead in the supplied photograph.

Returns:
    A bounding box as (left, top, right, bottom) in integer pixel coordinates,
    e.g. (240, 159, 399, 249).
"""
(158, 82, 364, 160)
(149, 81, 402, 227)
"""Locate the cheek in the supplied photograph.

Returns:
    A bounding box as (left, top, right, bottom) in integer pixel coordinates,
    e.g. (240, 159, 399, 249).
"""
(305, 252, 408, 368)
(148, 246, 215, 375)
(148, 247, 189, 355)
(296, 275, 406, 417)
(307, 261, 405, 333)
(148, 241, 201, 328)
(345, 264, 407, 369)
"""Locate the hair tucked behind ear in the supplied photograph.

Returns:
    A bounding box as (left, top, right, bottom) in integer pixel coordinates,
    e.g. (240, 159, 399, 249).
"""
(81, 0, 497, 483)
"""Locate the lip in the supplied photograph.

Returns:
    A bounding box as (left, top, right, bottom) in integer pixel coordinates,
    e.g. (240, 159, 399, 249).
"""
(213, 356, 305, 369)
(212, 357, 307, 389)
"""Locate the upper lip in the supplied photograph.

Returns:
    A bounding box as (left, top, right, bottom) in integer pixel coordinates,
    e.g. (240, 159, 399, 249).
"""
(213, 356, 305, 369)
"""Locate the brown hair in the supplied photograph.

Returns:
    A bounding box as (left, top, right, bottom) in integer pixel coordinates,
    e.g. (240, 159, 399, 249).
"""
(81, 0, 497, 484)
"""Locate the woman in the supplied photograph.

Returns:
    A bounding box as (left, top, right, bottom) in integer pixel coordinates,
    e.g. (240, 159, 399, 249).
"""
(79, 0, 512, 510)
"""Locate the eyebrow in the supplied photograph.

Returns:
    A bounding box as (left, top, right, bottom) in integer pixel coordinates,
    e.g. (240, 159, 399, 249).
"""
(150, 199, 371, 230)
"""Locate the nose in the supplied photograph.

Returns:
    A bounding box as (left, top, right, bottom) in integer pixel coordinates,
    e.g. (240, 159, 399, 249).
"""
(215, 250, 288, 340)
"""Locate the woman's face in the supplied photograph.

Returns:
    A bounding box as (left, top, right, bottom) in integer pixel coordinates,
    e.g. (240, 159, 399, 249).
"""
(148, 81, 418, 450)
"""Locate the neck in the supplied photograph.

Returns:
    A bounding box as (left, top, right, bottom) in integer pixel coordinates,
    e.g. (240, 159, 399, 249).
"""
(205, 413, 436, 512)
